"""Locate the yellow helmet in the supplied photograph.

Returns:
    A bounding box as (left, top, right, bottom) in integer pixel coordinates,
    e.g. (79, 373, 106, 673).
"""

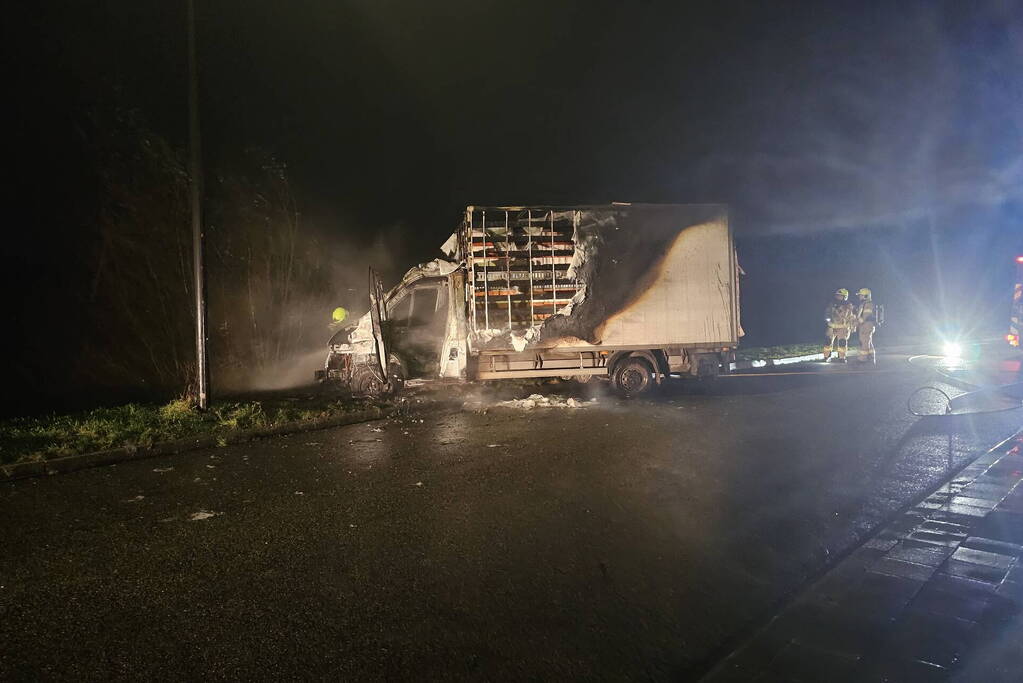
(331, 306, 348, 323)
(835, 288, 849, 300)
(857, 288, 872, 299)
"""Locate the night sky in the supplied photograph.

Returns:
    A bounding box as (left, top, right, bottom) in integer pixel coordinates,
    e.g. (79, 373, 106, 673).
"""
(7, 1, 1023, 408)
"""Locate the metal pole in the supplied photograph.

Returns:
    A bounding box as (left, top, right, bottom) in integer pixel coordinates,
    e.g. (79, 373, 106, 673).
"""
(188, 0, 210, 409)
(550, 211, 556, 314)
(505, 211, 511, 330)
(482, 210, 490, 329)
(527, 210, 534, 325)
(468, 209, 477, 332)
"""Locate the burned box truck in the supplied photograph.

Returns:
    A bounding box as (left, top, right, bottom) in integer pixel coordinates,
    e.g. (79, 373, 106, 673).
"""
(315, 203, 742, 397)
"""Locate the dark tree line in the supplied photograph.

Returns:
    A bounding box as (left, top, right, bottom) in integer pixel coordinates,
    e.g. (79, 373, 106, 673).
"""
(70, 104, 336, 404)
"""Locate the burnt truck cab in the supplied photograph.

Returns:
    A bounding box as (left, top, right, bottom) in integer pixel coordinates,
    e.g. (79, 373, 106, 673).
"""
(315, 259, 469, 394)
(318, 203, 742, 397)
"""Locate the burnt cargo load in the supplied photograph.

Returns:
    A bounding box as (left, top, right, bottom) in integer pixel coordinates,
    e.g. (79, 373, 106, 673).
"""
(318, 203, 742, 396)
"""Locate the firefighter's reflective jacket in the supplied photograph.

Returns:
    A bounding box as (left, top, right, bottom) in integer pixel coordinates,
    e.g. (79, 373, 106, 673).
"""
(826, 301, 856, 328)
(857, 300, 876, 324)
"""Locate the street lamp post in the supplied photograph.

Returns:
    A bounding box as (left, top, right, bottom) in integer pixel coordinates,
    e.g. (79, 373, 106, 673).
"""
(188, 0, 210, 409)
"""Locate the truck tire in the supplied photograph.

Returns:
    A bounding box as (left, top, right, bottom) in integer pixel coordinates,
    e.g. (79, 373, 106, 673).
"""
(612, 357, 654, 397)
(351, 359, 405, 398)
(351, 366, 387, 396)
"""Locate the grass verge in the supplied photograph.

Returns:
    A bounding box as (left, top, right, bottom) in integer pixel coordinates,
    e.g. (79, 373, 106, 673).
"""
(734, 343, 821, 362)
(0, 395, 383, 465)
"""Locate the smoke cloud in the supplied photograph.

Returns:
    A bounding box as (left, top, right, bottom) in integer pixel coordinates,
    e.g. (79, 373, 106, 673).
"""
(214, 220, 412, 394)
(687, 2, 1023, 236)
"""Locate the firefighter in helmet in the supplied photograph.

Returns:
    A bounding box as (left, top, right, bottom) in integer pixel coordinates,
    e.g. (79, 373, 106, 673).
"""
(330, 306, 348, 330)
(824, 288, 855, 362)
(855, 288, 877, 363)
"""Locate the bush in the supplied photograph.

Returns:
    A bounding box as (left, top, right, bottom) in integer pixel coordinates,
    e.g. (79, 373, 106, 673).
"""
(0, 395, 377, 465)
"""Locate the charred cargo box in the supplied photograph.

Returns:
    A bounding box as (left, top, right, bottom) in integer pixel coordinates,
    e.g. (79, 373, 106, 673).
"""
(457, 203, 738, 351)
(320, 203, 741, 396)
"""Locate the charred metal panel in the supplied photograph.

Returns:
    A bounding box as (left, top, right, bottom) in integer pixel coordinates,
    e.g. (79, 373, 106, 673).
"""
(597, 217, 736, 346)
(438, 269, 469, 378)
(368, 268, 388, 379)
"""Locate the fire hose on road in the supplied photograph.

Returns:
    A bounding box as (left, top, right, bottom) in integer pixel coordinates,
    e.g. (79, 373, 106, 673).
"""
(907, 354, 1023, 417)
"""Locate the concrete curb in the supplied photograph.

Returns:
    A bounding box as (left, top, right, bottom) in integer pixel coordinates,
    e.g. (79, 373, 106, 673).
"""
(0, 405, 395, 483)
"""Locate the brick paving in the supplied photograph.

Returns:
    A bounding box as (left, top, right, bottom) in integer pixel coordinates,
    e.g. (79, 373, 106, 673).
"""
(704, 431, 1023, 682)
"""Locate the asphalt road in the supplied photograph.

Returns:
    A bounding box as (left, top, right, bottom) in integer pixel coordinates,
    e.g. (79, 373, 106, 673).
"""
(2, 355, 1021, 680)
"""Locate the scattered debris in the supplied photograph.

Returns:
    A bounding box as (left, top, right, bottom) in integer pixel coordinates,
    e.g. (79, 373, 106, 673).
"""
(304, 442, 321, 446)
(495, 394, 598, 410)
(123, 495, 145, 503)
(152, 467, 174, 473)
(414, 481, 423, 487)
(188, 511, 219, 521)
(294, 491, 304, 496)
(370, 427, 384, 432)
(461, 400, 488, 414)
(487, 444, 503, 448)
(205, 464, 216, 469)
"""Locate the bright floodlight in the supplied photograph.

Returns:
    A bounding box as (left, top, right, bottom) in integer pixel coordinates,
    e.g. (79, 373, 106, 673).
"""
(943, 342, 963, 358)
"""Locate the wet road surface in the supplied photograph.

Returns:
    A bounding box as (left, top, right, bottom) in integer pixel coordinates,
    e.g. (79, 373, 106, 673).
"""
(2, 355, 1021, 680)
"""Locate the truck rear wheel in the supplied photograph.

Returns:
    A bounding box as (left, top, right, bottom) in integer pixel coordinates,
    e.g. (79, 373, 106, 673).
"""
(612, 358, 654, 397)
